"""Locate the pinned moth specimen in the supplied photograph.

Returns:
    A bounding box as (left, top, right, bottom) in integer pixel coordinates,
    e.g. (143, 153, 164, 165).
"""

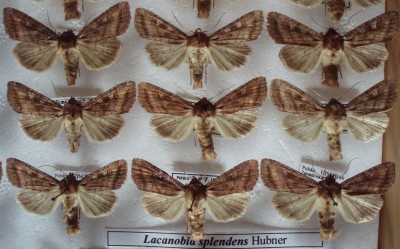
(196, 0, 213, 18)
(261, 158, 395, 240)
(7, 158, 127, 235)
(38, 0, 101, 20)
(270, 79, 397, 161)
(135, 8, 263, 89)
(289, 0, 385, 24)
(3, 2, 131, 85)
(267, 11, 399, 87)
(132, 158, 259, 240)
(139, 77, 267, 160)
(7, 81, 135, 153)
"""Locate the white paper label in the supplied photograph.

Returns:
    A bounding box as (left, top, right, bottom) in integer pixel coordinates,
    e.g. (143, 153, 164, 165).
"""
(171, 172, 217, 184)
(106, 230, 323, 248)
(52, 96, 93, 105)
(300, 163, 345, 182)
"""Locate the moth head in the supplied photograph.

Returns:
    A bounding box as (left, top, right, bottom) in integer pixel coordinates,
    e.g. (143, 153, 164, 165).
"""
(63, 97, 83, 119)
(193, 98, 216, 118)
(188, 29, 210, 47)
(58, 30, 77, 49)
(325, 99, 346, 120)
(323, 28, 344, 51)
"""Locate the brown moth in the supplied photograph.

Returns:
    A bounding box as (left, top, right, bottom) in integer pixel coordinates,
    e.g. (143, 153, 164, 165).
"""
(7, 158, 127, 235)
(7, 81, 135, 153)
(62, 0, 101, 20)
(3, 2, 131, 85)
(132, 158, 259, 241)
(139, 77, 267, 160)
(135, 8, 263, 89)
(289, 0, 385, 24)
(261, 158, 395, 240)
(196, 0, 213, 18)
(267, 11, 399, 87)
(270, 79, 397, 161)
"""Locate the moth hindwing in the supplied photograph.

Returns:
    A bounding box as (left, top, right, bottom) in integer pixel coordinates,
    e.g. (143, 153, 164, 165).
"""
(3, 2, 131, 85)
(6, 158, 127, 235)
(134, 8, 263, 89)
(260, 158, 395, 240)
(270, 79, 397, 161)
(267, 11, 399, 87)
(138, 77, 267, 160)
(290, 0, 385, 24)
(131, 158, 259, 240)
(7, 81, 136, 153)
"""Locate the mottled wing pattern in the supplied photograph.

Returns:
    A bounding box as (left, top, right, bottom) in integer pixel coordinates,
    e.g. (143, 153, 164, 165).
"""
(341, 162, 395, 195)
(336, 162, 395, 223)
(3, 8, 58, 45)
(6, 158, 62, 215)
(270, 79, 324, 114)
(77, 1, 131, 42)
(7, 82, 63, 115)
(206, 160, 259, 196)
(134, 8, 188, 70)
(132, 158, 185, 196)
(344, 11, 399, 46)
(346, 80, 397, 115)
(135, 8, 188, 43)
(214, 77, 267, 114)
(267, 12, 323, 46)
(260, 159, 318, 194)
(77, 160, 127, 217)
(210, 11, 264, 44)
(83, 81, 136, 116)
(139, 82, 193, 115)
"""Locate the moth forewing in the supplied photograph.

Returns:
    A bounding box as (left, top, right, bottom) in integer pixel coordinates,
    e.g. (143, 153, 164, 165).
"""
(138, 77, 266, 160)
(3, 2, 131, 85)
(260, 158, 395, 240)
(270, 79, 397, 161)
(7, 81, 135, 153)
(131, 159, 259, 240)
(7, 158, 127, 235)
(135, 8, 263, 89)
(267, 12, 399, 87)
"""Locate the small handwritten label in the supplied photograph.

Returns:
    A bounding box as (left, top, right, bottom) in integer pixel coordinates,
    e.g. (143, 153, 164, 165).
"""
(172, 173, 217, 185)
(52, 97, 93, 106)
(53, 171, 89, 180)
(106, 230, 323, 248)
(300, 163, 345, 181)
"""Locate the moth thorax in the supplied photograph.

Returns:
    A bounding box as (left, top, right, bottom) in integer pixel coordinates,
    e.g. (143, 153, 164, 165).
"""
(63, 98, 83, 119)
(193, 98, 216, 118)
(60, 173, 79, 194)
(58, 30, 77, 49)
(317, 175, 341, 199)
(325, 99, 346, 120)
(323, 29, 344, 51)
(326, 0, 346, 23)
(188, 30, 210, 47)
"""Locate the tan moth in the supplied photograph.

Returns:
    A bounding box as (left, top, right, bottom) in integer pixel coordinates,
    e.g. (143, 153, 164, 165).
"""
(261, 158, 395, 240)
(132, 158, 259, 240)
(7, 81, 136, 153)
(135, 8, 263, 89)
(7, 158, 127, 235)
(267, 11, 399, 87)
(139, 77, 267, 160)
(3, 2, 131, 85)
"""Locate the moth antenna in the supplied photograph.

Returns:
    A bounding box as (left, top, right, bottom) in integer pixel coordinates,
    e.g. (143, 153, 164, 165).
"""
(311, 88, 329, 101)
(336, 9, 362, 31)
(310, 15, 328, 30)
(47, 10, 55, 30)
(340, 157, 359, 178)
(81, 0, 85, 12)
(171, 11, 194, 33)
(177, 165, 190, 179)
(209, 83, 235, 101)
(346, 1, 351, 8)
(51, 188, 69, 201)
(172, 82, 200, 100)
(38, 165, 65, 177)
(337, 81, 363, 101)
(203, 12, 225, 33)
(48, 78, 60, 97)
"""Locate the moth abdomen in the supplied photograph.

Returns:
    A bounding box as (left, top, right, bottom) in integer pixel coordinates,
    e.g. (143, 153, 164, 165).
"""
(196, 0, 212, 18)
(63, 195, 80, 235)
(194, 119, 216, 160)
(326, 0, 347, 24)
(63, 0, 81, 20)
